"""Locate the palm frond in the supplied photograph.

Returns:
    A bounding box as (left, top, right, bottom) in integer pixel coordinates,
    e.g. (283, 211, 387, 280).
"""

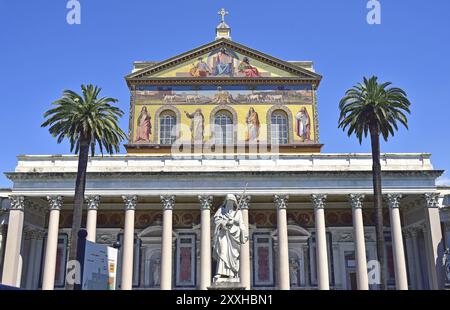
(42, 84, 126, 156)
(338, 76, 411, 143)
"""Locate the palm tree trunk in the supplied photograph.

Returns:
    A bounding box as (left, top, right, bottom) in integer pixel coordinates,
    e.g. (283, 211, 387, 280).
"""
(66, 136, 89, 290)
(370, 123, 386, 290)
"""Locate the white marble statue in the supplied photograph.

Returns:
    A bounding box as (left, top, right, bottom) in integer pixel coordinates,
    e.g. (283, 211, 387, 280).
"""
(152, 257, 161, 287)
(213, 194, 248, 281)
(289, 259, 299, 286)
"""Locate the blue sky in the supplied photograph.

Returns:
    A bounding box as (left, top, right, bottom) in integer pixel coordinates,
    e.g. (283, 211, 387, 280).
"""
(0, 0, 449, 188)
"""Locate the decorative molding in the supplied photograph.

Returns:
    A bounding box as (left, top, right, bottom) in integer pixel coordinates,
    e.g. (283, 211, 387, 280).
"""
(237, 194, 251, 210)
(338, 232, 353, 242)
(47, 195, 63, 211)
(266, 105, 294, 144)
(312, 85, 320, 143)
(122, 195, 137, 211)
(86, 195, 100, 211)
(386, 194, 402, 209)
(6, 169, 444, 181)
(9, 195, 25, 211)
(129, 89, 136, 143)
(274, 194, 289, 210)
(424, 193, 440, 209)
(128, 78, 320, 87)
(198, 195, 213, 210)
(160, 195, 175, 211)
(311, 194, 327, 210)
(153, 105, 182, 144)
(349, 194, 365, 210)
(97, 233, 115, 244)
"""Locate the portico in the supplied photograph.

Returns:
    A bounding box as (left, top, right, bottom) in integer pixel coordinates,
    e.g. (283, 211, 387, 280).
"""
(0, 153, 447, 290)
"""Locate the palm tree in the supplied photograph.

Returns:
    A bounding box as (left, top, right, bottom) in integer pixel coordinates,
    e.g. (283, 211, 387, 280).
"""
(42, 84, 126, 289)
(338, 76, 411, 289)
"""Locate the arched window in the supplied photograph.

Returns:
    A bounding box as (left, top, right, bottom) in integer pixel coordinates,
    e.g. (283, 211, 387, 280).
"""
(271, 110, 288, 145)
(159, 111, 176, 145)
(214, 111, 233, 145)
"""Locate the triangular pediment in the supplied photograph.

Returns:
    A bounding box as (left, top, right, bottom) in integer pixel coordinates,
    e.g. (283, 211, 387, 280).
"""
(126, 39, 321, 82)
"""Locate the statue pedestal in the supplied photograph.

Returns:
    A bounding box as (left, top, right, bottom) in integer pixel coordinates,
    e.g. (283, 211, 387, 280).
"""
(207, 277, 246, 290)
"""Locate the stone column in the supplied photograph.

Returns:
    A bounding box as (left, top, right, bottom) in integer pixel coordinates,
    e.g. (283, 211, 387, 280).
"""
(410, 228, 423, 289)
(1, 196, 25, 287)
(86, 195, 100, 243)
(42, 195, 63, 290)
(274, 195, 290, 290)
(350, 194, 369, 290)
(25, 230, 37, 289)
(0, 224, 6, 274)
(239, 194, 251, 290)
(160, 195, 175, 290)
(312, 194, 329, 290)
(121, 195, 137, 290)
(424, 193, 445, 289)
(198, 195, 212, 290)
(32, 232, 45, 289)
(386, 194, 408, 290)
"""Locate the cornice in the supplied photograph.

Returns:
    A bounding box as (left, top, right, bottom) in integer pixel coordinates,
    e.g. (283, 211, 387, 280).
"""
(123, 142, 324, 150)
(127, 77, 320, 87)
(5, 170, 444, 181)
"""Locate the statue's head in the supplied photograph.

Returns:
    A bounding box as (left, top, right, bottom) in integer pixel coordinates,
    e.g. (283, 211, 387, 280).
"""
(224, 194, 238, 209)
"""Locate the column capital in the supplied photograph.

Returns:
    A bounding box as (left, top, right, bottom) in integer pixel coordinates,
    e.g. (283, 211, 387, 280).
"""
(237, 194, 251, 210)
(35, 230, 46, 240)
(122, 195, 137, 211)
(274, 195, 289, 210)
(9, 195, 25, 211)
(402, 227, 412, 238)
(409, 227, 419, 237)
(424, 193, 440, 209)
(160, 195, 175, 211)
(198, 195, 213, 210)
(386, 193, 402, 209)
(23, 227, 36, 239)
(85, 195, 100, 210)
(47, 195, 63, 211)
(311, 194, 327, 210)
(418, 223, 427, 233)
(349, 194, 365, 209)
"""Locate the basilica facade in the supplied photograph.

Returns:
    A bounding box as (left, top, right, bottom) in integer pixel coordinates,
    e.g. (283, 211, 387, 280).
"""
(0, 15, 449, 290)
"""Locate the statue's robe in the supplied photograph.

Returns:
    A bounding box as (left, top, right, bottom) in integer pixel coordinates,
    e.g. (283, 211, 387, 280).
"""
(213, 205, 248, 278)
